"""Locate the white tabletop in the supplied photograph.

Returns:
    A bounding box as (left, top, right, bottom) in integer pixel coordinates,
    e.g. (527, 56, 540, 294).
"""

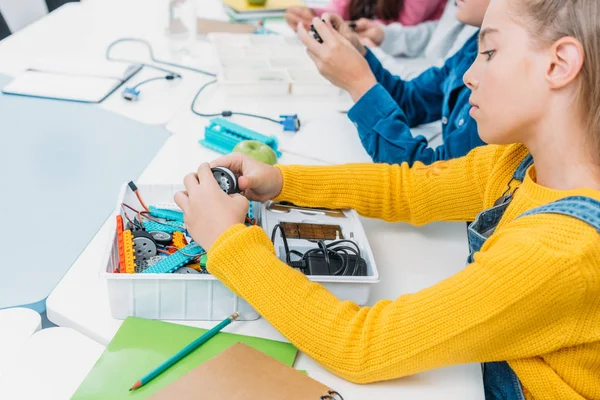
(3, 0, 484, 397)
(47, 135, 483, 399)
(0, 308, 42, 377)
(0, 327, 104, 400)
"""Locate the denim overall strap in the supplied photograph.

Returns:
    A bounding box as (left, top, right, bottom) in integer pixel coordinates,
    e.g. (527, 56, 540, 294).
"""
(467, 154, 535, 262)
(469, 154, 534, 399)
(518, 196, 600, 232)
(483, 361, 526, 400)
(513, 154, 533, 181)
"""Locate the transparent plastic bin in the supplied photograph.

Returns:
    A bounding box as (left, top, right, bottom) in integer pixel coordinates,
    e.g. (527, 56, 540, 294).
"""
(103, 184, 379, 321)
(103, 183, 260, 321)
(210, 33, 343, 97)
(259, 201, 380, 305)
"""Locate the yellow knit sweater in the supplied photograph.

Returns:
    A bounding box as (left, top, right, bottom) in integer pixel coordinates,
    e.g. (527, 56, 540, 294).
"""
(207, 144, 600, 400)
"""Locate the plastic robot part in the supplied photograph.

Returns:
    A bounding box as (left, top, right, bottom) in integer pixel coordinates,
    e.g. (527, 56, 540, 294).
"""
(146, 256, 166, 267)
(187, 263, 202, 272)
(134, 261, 148, 273)
(174, 266, 200, 274)
(122, 229, 136, 274)
(200, 118, 281, 157)
(149, 206, 184, 222)
(211, 167, 238, 195)
(141, 242, 204, 274)
(133, 236, 158, 265)
(149, 231, 173, 245)
(143, 220, 185, 234)
(172, 231, 188, 249)
(248, 202, 254, 219)
(116, 215, 126, 273)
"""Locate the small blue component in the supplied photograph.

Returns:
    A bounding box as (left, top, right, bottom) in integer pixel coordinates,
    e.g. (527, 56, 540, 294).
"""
(149, 206, 184, 222)
(142, 243, 204, 274)
(122, 87, 140, 101)
(280, 115, 300, 132)
(201, 118, 281, 157)
(143, 220, 185, 234)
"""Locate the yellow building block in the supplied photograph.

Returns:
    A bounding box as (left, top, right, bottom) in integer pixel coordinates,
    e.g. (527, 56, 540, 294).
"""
(123, 229, 136, 274)
(172, 231, 188, 249)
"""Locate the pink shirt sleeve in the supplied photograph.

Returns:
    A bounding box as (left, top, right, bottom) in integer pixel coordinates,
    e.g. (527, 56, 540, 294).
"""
(396, 0, 447, 26)
(312, 0, 351, 20)
(313, 0, 446, 25)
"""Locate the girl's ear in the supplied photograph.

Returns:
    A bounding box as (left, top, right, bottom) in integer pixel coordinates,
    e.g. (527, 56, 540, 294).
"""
(546, 36, 584, 89)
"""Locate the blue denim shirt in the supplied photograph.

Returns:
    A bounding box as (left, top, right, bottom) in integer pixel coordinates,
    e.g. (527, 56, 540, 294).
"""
(347, 32, 484, 165)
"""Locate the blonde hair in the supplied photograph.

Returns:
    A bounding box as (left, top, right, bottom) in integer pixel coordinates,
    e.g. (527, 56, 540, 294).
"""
(509, 0, 600, 151)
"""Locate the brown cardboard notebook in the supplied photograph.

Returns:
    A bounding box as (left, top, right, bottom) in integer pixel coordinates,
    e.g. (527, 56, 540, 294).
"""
(148, 343, 342, 400)
(196, 18, 257, 34)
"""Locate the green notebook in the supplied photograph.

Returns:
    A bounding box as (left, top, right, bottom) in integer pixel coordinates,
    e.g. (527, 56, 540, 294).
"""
(71, 317, 298, 400)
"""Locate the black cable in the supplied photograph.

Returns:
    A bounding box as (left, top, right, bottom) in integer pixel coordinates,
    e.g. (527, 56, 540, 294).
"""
(271, 226, 364, 276)
(106, 37, 216, 77)
(107, 38, 290, 128)
(190, 79, 281, 124)
(132, 75, 176, 90)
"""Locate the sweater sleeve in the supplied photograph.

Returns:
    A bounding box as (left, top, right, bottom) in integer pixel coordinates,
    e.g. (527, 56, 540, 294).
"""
(273, 144, 507, 225)
(379, 21, 439, 57)
(207, 214, 589, 383)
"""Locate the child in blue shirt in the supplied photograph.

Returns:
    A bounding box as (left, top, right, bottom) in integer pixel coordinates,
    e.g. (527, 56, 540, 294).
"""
(296, 0, 490, 165)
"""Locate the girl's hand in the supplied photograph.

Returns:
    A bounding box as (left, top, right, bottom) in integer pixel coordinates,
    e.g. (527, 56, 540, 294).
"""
(210, 153, 284, 202)
(174, 163, 250, 250)
(354, 18, 384, 46)
(321, 13, 366, 55)
(298, 17, 377, 102)
(285, 6, 315, 32)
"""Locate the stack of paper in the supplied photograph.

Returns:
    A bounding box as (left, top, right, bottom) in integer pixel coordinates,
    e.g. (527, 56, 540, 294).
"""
(223, 0, 304, 20)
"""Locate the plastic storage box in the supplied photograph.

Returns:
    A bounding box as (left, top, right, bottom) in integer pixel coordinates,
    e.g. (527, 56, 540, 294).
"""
(209, 33, 343, 97)
(260, 201, 380, 306)
(103, 183, 379, 321)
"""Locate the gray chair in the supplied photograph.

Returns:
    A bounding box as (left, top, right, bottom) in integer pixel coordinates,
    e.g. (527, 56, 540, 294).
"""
(0, 11, 9, 40)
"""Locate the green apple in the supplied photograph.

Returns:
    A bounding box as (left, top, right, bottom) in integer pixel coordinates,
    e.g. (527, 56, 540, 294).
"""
(232, 140, 278, 165)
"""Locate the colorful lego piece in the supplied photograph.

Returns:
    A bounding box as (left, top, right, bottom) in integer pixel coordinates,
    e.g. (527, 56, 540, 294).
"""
(122, 229, 136, 274)
(142, 243, 204, 274)
(172, 231, 188, 249)
(116, 215, 125, 273)
(149, 206, 184, 222)
(200, 118, 281, 156)
(143, 220, 185, 234)
(187, 263, 202, 272)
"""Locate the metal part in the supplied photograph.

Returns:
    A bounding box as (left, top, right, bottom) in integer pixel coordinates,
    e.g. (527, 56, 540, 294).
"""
(266, 202, 345, 218)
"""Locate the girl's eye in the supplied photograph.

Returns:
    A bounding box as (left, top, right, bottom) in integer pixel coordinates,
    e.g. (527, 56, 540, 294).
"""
(480, 50, 496, 60)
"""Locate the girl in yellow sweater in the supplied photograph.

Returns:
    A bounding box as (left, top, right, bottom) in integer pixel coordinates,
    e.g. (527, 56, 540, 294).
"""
(174, 0, 600, 398)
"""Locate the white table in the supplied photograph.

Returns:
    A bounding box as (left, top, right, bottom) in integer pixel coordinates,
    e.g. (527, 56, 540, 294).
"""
(4, 0, 483, 397)
(0, 327, 104, 400)
(0, 308, 42, 377)
(47, 134, 483, 400)
(0, 0, 232, 126)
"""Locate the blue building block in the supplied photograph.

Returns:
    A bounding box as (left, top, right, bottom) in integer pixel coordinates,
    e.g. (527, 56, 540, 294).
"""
(200, 118, 281, 157)
(248, 201, 254, 219)
(149, 206, 184, 222)
(144, 220, 185, 234)
(142, 243, 205, 274)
